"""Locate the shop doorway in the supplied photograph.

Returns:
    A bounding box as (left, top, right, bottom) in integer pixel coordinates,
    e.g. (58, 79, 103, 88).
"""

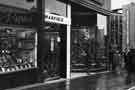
(38, 23, 67, 80)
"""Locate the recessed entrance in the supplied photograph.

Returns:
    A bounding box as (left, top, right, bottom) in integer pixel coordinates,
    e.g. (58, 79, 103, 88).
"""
(38, 23, 67, 80)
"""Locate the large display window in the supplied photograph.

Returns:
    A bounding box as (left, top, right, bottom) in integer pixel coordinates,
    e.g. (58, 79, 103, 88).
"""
(0, 26, 37, 74)
(71, 26, 107, 71)
(71, 26, 96, 66)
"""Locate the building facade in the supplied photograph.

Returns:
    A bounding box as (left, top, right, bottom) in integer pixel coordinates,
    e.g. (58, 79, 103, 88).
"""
(122, 3, 135, 52)
(109, 13, 123, 53)
(0, 0, 112, 89)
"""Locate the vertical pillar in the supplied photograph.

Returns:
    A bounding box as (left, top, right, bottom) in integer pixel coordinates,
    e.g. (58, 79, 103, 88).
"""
(36, 0, 45, 82)
(66, 3, 71, 79)
(37, 0, 45, 26)
(107, 15, 111, 71)
(126, 10, 129, 52)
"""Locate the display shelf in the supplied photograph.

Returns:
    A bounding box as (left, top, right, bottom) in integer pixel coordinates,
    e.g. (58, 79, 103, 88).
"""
(0, 65, 36, 74)
(18, 39, 35, 42)
(18, 47, 35, 50)
(0, 62, 36, 74)
(0, 34, 16, 37)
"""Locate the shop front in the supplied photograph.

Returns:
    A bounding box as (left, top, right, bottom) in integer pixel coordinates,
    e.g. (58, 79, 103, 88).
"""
(37, 0, 70, 81)
(70, 0, 111, 72)
(0, 1, 112, 88)
(36, 0, 111, 80)
(0, 4, 37, 89)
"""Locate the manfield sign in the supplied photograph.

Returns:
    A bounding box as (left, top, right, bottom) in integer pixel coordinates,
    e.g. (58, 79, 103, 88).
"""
(45, 13, 71, 25)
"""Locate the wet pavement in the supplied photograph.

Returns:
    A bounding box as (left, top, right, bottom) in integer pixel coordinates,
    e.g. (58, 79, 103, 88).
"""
(10, 72, 135, 90)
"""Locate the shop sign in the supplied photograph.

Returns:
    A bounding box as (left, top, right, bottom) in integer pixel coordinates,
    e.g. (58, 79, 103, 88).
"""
(0, 12, 35, 27)
(45, 13, 71, 25)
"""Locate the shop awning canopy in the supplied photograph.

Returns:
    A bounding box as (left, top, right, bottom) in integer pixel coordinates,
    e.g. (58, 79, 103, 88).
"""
(70, 0, 112, 16)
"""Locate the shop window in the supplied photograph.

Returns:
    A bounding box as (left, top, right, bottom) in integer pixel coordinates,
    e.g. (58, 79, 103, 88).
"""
(71, 26, 107, 71)
(71, 27, 96, 66)
(0, 27, 37, 73)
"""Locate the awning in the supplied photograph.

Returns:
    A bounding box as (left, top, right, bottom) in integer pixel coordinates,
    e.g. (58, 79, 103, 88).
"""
(70, 0, 112, 16)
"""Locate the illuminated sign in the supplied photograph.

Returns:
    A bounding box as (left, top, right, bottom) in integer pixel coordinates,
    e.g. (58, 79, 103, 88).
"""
(45, 13, 71, 25)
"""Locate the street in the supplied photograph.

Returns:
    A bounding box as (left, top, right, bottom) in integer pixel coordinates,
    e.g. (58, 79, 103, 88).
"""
(10, 72, 134, 90)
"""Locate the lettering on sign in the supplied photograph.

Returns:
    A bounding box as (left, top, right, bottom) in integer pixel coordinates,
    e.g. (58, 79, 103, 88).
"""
(0, 12, 35, 26)
(45, 14, 63, 22)
(45, 13, 70, 25)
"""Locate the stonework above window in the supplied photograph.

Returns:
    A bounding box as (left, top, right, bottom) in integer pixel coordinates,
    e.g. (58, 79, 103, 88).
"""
(90, 0, 104, 5)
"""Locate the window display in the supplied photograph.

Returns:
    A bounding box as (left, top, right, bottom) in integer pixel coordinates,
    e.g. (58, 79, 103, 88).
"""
(71, 27, 96, 66)
(71, 26, 107, 71)
(0, 26, 37, 73)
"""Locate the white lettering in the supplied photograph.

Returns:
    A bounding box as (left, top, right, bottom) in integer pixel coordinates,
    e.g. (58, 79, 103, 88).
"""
(45, 13, 70, 25)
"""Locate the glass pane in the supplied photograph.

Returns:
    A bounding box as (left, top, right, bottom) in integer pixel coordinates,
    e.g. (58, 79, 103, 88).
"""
(71, 26, 107, 71)
(71, 27, 96, 69)
(41, 31, 61, 78)
(45, 0, 67, 17)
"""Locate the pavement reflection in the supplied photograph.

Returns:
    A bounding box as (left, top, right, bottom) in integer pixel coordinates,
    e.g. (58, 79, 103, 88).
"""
(21, 72, 135, 90)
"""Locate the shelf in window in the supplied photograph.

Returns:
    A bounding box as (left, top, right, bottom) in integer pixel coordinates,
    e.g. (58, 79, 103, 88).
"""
(18, 38, 35, 41)
(0, 34, 16, 37)
(0, 67, 36, 74)
(18, 48, 34, 51)
(0, 63, 36, 74)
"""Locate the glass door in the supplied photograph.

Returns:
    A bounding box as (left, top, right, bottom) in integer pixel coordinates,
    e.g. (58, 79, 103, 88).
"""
(38, 30, 61, 80)
(44, 32, 61, 78)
